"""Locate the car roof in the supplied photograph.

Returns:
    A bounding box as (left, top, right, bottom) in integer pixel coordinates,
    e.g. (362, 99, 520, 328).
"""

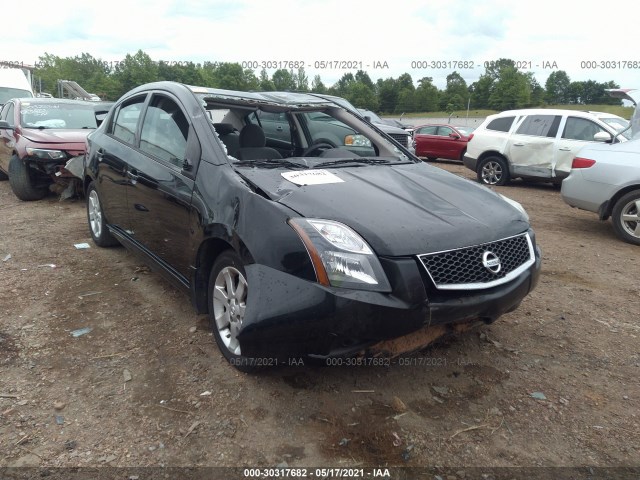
(494, 108, 624, 120)
(188, 85, 337, 110)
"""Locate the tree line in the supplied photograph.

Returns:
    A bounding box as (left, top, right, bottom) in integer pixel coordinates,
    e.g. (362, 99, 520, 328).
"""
(33, 51, 621, 113)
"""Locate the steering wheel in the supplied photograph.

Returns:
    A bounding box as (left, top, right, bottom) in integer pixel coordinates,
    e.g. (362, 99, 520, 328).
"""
(302, 142, 335, 157)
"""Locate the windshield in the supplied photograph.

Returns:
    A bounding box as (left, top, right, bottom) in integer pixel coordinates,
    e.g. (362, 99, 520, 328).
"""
(358, 109, 383, 123)
(601, 117, 631, 140)
(21, 103, 99, 129)
(0, 87, 33, 104)
(206, 101, 415, 167)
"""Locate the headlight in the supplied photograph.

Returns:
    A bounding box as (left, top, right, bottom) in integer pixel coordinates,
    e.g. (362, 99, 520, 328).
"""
(289, 218, 391, 292)
(344, 134, 372, 147)
(498, 193, 529, 221)
(25, 148, 66, 160)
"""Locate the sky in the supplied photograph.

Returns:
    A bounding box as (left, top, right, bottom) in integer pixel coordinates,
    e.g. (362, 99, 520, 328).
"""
(5, 0, 640, 92)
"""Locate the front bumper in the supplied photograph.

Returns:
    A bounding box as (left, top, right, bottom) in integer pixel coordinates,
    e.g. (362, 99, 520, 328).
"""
(238, 245, 541, 359)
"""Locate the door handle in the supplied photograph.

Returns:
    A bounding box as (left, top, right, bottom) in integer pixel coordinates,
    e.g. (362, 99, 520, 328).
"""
(276, 126, 283, 131)
(558, 147, 571, 151)
(126, 170, 139, 182)
(513, 143, 525, 147)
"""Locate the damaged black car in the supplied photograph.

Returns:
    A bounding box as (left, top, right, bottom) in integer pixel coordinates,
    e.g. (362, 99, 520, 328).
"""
(83, 81, 541, 370)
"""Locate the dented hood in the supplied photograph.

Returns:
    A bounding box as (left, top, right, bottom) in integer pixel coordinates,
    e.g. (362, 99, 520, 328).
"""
(20, 128, 91, 145)
(236, 163, 529, 256)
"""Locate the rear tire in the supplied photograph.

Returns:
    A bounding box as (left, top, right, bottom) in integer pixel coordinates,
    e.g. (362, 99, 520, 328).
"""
(611, 190, 640, 245)
(86, 182, 120, 247)
(477, 156, 510, 186)
(8, 155, 47, 201)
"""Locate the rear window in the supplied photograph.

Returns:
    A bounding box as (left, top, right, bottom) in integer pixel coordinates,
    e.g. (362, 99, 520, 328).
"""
(486, 116, 515, 132)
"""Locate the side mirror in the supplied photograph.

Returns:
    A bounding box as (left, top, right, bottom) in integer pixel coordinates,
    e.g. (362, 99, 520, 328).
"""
(449, 133, 460, 139)
(364, 116, 371, 122)
(594, 131, 612, 143)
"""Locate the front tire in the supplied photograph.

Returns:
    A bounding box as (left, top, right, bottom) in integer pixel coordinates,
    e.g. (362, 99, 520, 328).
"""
(86, 182, 119, 247)
(611, 190, 640, 245)
(208, 250, 257, 372)
(8, 155, 47, 201)
(477, 156, 510, 186)
(0, 170, 7, 181)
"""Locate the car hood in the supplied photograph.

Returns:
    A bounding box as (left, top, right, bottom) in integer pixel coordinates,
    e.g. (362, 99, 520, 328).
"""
(236, 162, 529, 256)
(20, 128, 92, 144)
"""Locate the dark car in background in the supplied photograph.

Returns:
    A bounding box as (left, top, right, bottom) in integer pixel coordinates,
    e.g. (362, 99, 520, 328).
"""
(413, 124, 474, 161)
(0, 98, 113, 200)
(84, 81, 541, 370)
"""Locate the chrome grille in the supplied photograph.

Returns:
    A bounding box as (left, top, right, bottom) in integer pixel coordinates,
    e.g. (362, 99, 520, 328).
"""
(388, 133, 408, 147)
(418, 233, 535, 290)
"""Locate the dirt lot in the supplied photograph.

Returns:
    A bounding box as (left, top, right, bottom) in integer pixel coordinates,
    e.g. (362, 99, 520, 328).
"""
(0, 161, 639, 475)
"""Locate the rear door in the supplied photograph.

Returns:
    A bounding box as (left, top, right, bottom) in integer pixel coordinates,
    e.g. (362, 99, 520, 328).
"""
(95, 94, 147, 231)
(413, 125, 438, 157)
(507, 114, 562, 178)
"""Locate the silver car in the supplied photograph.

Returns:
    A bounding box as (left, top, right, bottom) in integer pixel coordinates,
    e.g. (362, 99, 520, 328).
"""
(561, 89, 640, 245)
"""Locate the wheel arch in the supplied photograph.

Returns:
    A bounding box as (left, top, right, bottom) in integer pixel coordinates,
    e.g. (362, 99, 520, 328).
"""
(477, 150, 508, 170)
(601, 185, 640, 220)
(191, 235, 255, 314)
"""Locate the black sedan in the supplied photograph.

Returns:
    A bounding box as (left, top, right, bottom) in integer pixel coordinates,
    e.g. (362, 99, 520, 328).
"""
(84, 82, 541, 370)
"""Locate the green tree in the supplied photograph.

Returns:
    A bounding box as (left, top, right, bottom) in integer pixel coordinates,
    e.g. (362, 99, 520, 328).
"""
(258, 68, 275, 91)
(440, 71, 468, 110)
(294, 68, 309, 91)
(113, 50, 158, 93)
(376, 77, 399, 113)
(525, 72, 545, 106)
(414, 77, 440, 112)
(330, 73, 356, 97)
(310, 74, 327, 93)
(346, 82, 378, 110)
(545, 70, 571, 104)
(272, 69, 296, 90)
(488, 67, 530, 109)
(470, 74, 494, 109)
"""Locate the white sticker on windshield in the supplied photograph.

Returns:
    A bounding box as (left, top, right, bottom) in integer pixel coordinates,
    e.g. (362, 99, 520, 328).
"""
(281, 169, 344, 186)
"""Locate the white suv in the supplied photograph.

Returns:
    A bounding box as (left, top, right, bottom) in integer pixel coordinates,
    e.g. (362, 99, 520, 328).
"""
(463, 108, 630, 186)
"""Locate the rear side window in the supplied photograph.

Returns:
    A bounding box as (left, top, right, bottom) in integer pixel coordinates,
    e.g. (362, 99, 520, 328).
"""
(486, 116, 515, 132)
(516, 115, 561, 138)
(111, 96, 146, 144)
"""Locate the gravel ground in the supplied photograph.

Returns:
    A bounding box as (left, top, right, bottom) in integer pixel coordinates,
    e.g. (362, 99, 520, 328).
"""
(0, 160, 638, 478)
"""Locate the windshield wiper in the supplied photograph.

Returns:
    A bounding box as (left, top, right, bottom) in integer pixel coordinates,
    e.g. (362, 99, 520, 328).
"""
(234, 158, 308, 169)
(314, 158, 398, 168)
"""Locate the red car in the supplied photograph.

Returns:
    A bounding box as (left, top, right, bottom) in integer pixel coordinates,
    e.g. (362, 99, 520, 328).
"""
(413, 123, 474, 162)
(0, 98, 112, 200)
